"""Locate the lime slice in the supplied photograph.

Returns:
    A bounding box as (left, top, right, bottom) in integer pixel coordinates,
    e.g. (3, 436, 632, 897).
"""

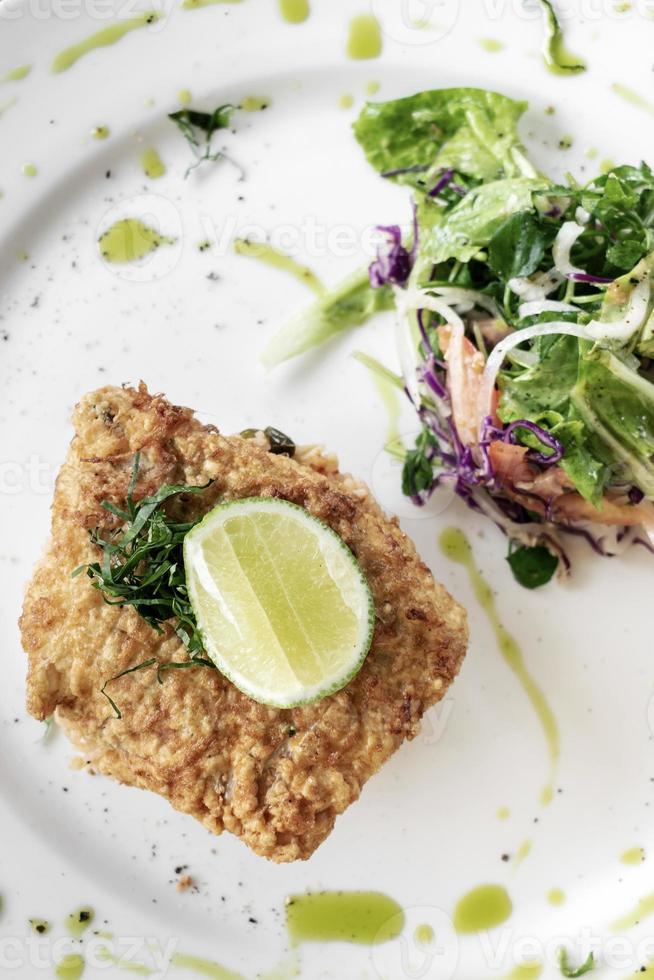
(183, 497, 374, 707)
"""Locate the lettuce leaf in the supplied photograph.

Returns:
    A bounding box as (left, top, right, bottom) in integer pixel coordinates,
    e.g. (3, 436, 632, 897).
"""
(498, 336, 609, 505)
(353, 87, 534, 190)
(572, 347, 654, 495)
(428, 177, 548, 264)
(499, 333, 654, 503)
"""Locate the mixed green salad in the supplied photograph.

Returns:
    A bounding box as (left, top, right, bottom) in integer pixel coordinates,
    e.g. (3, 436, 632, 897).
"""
(263, 87, 654, 587)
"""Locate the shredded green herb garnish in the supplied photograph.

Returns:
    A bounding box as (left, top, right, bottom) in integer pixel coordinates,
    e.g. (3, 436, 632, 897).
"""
(558, 948, 596, 978)
(168, 104, 237, 176)
(73, 453, 216, 717)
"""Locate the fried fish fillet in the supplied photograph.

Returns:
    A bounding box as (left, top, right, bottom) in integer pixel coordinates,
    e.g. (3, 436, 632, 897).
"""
(21, 384, 468, 862)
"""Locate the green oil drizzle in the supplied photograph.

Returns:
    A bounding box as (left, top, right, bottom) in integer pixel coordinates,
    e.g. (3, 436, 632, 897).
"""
(257, 954, 301, 980)
(99, 219, 175, 264)
(52, 13, 160, 73)
(183, 0, 242, 7)
(241, 95, 270, 111)
(66, 907, 94, 938)
(28, 918, 51, 934)
(169, 953, 243, 979)
(371, 373, 401, 449)
(505, 965, 542, 980)
(339, 93, 354, 109)
(0, 98, 16, 119)
(278, 0, 309, 24)
(585, 147, 599, 160)
(621, 846, 645, 865)
(365, 80, 380, 96)
(497, 805, 510, 820)
(2, 64, 31, 82)
(233, 239, 324, 295)
(414, 924, 435, 946)
(98, 947, 153, 975)
(439, 528, 560, 806)
(479, 38, 504, 52)
(346, 15, 382, 59)
(453, 884, 512, 934)
(285, 891, 404, 946)
(546, 35, 586, 75)
(600, 158, 616, 175)
(17, 249, 29, 262)
(92, 125, 110, 140)
(22, 163, 37, 177)
(611, 893, 654, 931)
(513, 838, 532, 868)
(541, 5, 586, 76)
(178, 88, 192, 105)
(547, 888, 565, 906)
(611, 82, 654, 117)
(55, 954, 85, 980)
(140, 147, 166, 179)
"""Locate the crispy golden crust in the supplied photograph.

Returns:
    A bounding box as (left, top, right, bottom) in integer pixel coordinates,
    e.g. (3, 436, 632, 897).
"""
(21, 384, 468, 862)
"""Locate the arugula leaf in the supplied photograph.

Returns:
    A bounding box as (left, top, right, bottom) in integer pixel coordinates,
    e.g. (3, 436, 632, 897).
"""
(558, 948, 595, 978)
(261, 267, 394, 367)
(488, 211, 547, 279)
(581, 166, 654, 274)
(353, 87, 533, 189)
(168, 104, 236, 176)
(506, 543, 558, 588)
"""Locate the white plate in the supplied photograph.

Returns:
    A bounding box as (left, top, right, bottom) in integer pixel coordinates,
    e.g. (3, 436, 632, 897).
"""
(2, 1, 654, 977)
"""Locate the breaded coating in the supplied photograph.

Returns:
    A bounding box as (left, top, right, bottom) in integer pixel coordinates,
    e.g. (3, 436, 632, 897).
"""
(21, 385, 468, 862)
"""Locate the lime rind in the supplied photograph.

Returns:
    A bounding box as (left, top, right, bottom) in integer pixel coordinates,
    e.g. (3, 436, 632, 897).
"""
(183, 497, 375, 708)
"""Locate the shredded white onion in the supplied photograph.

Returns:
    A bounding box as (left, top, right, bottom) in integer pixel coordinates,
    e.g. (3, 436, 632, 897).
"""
(394, 287, 464, 405)
(399, 288, 465, 330)
(507, 348, 539, 368)
(552, 221, 587, 279)
(518, 299, 580, 319)
(430, 287, 501, 318)
(575, 205, 591, 225)
(508, 269, 564, 301)
(470, 488, 569, 571)
(586, 275, 651, 343)
(477, 321, 595, 436)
